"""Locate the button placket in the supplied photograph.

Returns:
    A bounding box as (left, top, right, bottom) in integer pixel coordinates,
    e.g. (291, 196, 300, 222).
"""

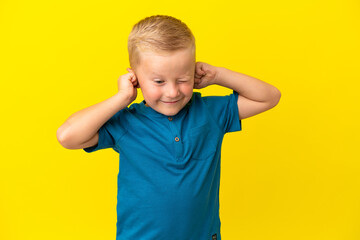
(166, 116, 183, 161)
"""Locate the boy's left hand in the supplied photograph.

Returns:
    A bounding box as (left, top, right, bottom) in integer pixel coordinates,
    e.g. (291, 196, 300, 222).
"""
(194, 62, 219, 89)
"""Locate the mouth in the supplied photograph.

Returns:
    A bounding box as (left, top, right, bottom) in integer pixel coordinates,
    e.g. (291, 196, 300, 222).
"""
(161, 99, 180, 104)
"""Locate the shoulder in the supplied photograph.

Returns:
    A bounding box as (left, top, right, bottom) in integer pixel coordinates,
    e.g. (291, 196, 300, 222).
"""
(118, 101, 144, 116)
(190, 91, 238, 108)
(107, 102, 143, 126)
(187, 90, 241, 133)
(186, 92, 218, 121)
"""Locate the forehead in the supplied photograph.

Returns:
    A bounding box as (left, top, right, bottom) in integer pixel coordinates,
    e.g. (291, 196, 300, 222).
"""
(138, 48, 195, 76)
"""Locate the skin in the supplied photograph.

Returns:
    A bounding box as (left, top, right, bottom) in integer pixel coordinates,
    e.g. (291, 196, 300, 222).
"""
(127, 47, 197, 116)
(121, 47, 281, 120)
(57, 46, 281, 149)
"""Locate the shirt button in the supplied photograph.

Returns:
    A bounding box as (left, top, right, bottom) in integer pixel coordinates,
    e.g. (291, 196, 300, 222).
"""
(175, 137, 180, 142)
(168, 117, 173, 121)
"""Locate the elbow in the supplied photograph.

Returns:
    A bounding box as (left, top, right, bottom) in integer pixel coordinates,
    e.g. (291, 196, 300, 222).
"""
(269, 87, 281, 108)
(56, 125, 73, 149)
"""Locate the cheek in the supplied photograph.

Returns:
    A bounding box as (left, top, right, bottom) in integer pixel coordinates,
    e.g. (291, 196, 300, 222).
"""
(181, 83, 194, 96)
(142, 84, 162, 100)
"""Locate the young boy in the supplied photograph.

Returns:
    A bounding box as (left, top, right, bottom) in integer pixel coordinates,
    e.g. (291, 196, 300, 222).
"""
(57, 15, 281, 240)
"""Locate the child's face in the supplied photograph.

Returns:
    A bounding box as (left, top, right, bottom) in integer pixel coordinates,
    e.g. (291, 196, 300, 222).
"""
(134, 47, 195, 116)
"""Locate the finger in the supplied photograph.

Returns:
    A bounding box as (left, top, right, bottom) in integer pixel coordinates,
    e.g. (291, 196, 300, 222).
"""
(130, 77, 137, 84)
(193, 82, 201, 89)
(129, 73, 136, 80)
(199, 65, 206, 75)
(127, 68, 136, 76)
(196, 69, 205, 77)
(196, 62, 206, 74)
(130, 77, 139, 87)
(129, 71, 137, 81)
(195, 62, 201, 71)
(195, 73, 202, 79)
(127, 68, 137, 76)
(130, 79, 138, 86)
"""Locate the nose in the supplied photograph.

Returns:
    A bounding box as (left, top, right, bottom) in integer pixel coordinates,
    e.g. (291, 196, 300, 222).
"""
(165, 82, 180, 99)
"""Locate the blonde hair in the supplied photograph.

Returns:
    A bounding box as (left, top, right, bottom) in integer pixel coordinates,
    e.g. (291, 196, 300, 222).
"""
(128, 15, 196, 70)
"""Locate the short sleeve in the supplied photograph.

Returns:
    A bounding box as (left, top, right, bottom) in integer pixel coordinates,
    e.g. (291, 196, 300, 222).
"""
(83, 110, 127, 153)
(203, 90, 242, 133)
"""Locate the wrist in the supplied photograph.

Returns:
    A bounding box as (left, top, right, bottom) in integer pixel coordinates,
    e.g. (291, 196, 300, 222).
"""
(115, 91, 134, 106)
(213, 67, 226, 86)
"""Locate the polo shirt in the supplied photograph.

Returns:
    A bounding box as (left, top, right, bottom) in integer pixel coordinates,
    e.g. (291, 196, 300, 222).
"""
(83, 90, 242, 240)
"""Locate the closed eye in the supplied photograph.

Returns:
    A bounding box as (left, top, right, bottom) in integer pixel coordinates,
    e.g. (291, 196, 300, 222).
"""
(153, 79, 164, 84)
(177, 79, 189, 83)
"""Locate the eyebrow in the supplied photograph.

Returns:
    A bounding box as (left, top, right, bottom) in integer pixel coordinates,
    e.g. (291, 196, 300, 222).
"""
(151, 73, 163, 77)
(151, 72, 191, 78)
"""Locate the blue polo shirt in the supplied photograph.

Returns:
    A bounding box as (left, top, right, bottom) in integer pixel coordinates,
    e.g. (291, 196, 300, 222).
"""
(83, 91, 242, 240)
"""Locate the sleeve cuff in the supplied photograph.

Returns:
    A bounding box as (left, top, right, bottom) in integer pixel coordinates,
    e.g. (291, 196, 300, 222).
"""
(83, 127, 106, 153)
(227, 90, 242, 133)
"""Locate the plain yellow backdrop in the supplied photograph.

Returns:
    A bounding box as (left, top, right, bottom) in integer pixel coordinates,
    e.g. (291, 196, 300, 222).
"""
(1, 0, 359, 239)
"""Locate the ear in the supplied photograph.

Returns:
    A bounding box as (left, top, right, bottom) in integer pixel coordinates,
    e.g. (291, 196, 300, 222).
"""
(126, 67, 138, 78)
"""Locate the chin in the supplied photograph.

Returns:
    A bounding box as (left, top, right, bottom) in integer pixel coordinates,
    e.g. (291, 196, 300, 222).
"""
(159, 108, 181, 116)
(148, 100, 189, 116)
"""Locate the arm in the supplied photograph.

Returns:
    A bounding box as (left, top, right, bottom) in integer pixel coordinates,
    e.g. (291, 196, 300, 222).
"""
(194, 62, 281, 120)
(56, 69, 139, 149)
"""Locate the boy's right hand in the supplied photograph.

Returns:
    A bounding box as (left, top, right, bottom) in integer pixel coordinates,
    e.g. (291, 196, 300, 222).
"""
(117, 68, 139, 103)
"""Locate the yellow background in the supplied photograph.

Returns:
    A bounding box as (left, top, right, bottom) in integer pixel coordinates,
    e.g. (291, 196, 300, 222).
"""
(1, 0, 359, 239)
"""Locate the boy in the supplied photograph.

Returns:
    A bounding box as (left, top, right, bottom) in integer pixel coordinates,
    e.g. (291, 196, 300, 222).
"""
(57, 15, 281, 240)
